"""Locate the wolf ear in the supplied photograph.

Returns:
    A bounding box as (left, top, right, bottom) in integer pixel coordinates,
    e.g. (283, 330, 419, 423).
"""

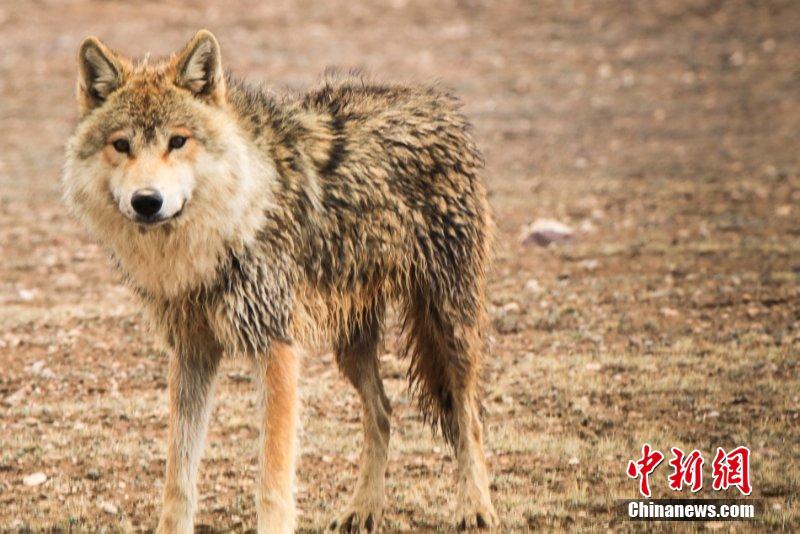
(78, 37, 125, 114)
(174, 30, 225, 103)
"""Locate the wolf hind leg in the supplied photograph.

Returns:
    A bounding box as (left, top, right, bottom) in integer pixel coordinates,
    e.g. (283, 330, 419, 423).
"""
(403, 287, 498, 530)
(329, 304, 391, 533)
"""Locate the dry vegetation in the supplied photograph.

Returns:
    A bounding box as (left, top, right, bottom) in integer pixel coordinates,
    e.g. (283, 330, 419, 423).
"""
(1, 0, 799, 531)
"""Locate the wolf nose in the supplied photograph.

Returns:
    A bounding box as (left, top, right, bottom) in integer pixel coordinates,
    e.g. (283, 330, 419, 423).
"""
(131, 189, 163, 217)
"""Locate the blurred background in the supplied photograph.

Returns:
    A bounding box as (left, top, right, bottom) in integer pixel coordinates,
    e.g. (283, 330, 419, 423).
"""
(0, 0, 798, 530)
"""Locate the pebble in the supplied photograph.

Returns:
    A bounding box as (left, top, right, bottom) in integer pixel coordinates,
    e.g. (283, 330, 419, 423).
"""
(520, 219, 574, 247)
(28, 360, 46, 374)
(99, 501, 118, 515)
(3, 387, 27, 407)
(499, 302, 521, 315)
(578, 219, 597, 233)
(524, 279, 542, 294)
(23, 472, 47, 486)
(18, 289, 35, 301)
(54, 272, 81, 289)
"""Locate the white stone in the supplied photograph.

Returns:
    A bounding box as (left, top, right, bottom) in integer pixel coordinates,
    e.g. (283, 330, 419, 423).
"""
(23, 472, 47, 486)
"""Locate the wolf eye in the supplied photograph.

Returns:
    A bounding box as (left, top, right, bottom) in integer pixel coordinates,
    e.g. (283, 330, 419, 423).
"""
(169, 135, 187, 150)
(112, 139, 130, 154)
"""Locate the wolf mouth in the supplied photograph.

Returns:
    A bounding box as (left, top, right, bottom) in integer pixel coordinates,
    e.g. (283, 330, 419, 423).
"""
(134, 202, 186, 227)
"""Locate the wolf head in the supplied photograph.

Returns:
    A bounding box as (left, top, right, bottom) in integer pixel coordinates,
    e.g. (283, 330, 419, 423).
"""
(64, 31, 275, 297)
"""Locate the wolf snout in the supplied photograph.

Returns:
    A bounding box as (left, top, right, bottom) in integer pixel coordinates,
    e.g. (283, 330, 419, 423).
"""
(131, 189, 163, 217)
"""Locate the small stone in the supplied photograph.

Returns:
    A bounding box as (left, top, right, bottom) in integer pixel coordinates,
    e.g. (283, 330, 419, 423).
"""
(580, 259, 599, 271)
(524, 279, 542, 294)
(40, 369, 56, 380)
(585, 362, 602, 372)
(499, 302, 521, 315)
(621, 70, 635, 87)
(54, 272, 81, 289)
(23, 472, 47, 486)
(28, 360, 46, 374)
(99, 501, 118, 515)
(86, 468, 101, 481)
(520, 219, 574, 247)
(18, 289, 35, 301)
(568, 457, 580, 466)
(660, 307, 679, 318)
(578, 219, 597, 233)
(3, 387, 27, 407)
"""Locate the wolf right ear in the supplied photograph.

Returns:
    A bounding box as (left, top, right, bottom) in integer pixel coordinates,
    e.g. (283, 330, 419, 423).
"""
(78, 37, 125, 114)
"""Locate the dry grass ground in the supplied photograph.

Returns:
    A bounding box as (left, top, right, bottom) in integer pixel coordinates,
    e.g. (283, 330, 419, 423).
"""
(1, 0, 798, 531)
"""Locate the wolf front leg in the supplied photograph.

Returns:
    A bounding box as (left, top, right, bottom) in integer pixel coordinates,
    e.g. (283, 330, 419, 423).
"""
(256, 342, 300, 534)
(156, 332, 222, 534)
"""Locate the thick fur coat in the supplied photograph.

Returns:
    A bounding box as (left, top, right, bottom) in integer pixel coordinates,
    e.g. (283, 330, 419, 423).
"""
(63, 30, 496, 533)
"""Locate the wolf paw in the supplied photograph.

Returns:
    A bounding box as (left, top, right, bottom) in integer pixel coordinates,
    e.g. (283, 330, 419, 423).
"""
(155, 514, 193, 534)
(456, 502, 498, 530)
(329, 504, 382, 533)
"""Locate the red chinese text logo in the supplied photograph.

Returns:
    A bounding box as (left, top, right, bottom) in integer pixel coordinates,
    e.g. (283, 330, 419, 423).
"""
(712, 446, 752, 496)
(627, 443, 664, 498)
(627, 444, 752, 496)
(668, 447, 704, 492)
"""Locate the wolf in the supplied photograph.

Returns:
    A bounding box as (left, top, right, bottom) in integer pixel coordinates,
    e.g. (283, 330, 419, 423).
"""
(63, 30, 497, 532)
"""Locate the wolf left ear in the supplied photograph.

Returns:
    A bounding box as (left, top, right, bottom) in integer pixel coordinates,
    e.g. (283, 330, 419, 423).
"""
(174, 30, 225, 103)
(78, 37, 126, 114)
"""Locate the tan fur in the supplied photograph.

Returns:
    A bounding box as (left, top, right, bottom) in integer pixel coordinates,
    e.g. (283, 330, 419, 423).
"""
(64, 30, 497, 532)
(257, 342, 299, 533)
